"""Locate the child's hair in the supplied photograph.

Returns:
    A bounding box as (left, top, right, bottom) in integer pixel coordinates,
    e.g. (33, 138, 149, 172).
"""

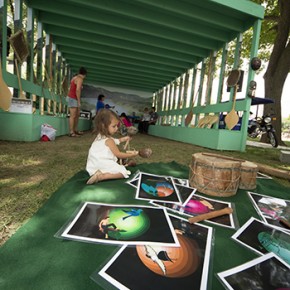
(120, 112, 130, 122)
(93, 109, 120, 137)
(98, 94, 105, 101)
(79, 67, 87, 76)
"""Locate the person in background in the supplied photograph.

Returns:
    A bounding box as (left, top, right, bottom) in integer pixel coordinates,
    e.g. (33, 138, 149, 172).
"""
(119, 112, 133, 136)
(96, 94, 105, 112)
(67, 67, 87, 137)
(138, 107, 150, 134)
(120, 112, 133, 127)
(96, 94, 115, 113)
(86, 109, 139, 184)
(149, 106, 158, 126)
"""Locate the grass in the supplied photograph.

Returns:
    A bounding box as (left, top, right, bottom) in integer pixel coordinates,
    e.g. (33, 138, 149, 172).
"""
(0, 131, 289, 246)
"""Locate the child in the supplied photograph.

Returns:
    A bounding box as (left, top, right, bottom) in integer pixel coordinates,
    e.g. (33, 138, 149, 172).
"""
(120, 112, 133, 127)
(86, 109, 139, 184)
(119, 112, 133, 136)
(96, 94, 115, 113)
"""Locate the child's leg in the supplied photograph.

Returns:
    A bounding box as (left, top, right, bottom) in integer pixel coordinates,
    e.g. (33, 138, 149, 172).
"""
(87, 170, 124, 184)
(100, 172, 124, 181)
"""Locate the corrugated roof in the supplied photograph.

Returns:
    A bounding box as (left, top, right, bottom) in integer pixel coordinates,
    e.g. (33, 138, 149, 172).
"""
(25, 0, 264, 92)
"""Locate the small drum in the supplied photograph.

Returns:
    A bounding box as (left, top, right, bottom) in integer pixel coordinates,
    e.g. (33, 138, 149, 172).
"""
(239, 161, 258, 190)
(189, 153, 241, 197)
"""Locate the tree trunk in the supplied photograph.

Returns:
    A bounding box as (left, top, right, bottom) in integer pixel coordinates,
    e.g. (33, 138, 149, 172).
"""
(262, 0, 290, 146)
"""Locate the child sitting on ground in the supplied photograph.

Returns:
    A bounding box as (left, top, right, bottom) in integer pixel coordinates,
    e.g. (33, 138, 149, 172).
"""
(86, 109, 139, 184)
(120, 112, 133, 127)
(119, 112, 133, 135)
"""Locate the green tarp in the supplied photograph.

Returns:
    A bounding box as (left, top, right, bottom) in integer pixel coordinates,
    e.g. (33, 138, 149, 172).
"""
(0, 162, 289, 290)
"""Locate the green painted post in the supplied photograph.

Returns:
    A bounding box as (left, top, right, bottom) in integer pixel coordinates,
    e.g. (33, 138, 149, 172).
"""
(229, 33, 243, 102)
(217, 43, 228, 103)
(167, 81, 172, 112)
(182, 70, 189, 108)
(13, 0, 23, 98)
(168, 82, 175, 110)
(240, 19, 262, 151)
(178, 73, 185, 109)
(0, 0, 8, 65)
(180, 70, 190, 126)
(36, 22, 43, 114)
(170, 80, 175, 110)
(26, 7, 34, 100)
(194, 60, 206, 125)
(157, 88, 163, 121)
(205, 51, 217, 105)
(45, 34, 51, 113)
(51, 43, 57, 114)
(162, 84, 167, 112)
(189, 66, 197, 105)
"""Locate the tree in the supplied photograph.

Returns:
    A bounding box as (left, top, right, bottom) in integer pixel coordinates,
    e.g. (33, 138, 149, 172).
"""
(252, 0, 290, 145)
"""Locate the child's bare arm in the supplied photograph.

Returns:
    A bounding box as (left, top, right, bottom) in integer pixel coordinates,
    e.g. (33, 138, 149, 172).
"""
(106, 138, 138, 159)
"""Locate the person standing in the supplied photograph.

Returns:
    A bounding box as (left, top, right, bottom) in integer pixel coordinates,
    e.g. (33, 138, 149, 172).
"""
(67, 67, 87, 137)
(96, 94, 115, 114)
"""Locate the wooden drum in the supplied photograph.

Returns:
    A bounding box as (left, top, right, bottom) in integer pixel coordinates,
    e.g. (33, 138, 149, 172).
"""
(239, 161, 258, 190)
(189, 153, 241, 197)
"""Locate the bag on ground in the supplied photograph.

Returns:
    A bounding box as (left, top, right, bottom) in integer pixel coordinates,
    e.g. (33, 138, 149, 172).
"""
(40, 124, 57, 141)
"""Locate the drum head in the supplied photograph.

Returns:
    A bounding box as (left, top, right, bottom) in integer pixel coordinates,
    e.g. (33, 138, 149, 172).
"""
(227, 69, 241, 87)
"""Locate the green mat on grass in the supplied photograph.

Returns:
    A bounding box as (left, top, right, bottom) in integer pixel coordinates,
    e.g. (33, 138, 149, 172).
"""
(0, 162, 289, 290)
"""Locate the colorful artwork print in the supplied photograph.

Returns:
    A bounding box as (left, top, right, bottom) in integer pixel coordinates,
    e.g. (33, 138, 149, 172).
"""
(127, 177, 139, 188)
(59, 202, 179, 246)
(126, 171, 140, 188)
(248, 192, 290, 232)
(95, 215, 213, 290)
(136, 173, 181, 204)
(232, 217, 290, 265)
(127, 172, 189, 194)
(174, 184, 196, 206)
(172, 178, 189, 187)
(151, 194, 236, 229)
(217, 253, 290, 290)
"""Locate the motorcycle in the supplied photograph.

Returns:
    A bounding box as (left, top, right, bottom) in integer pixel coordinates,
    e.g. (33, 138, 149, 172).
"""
(248, 113, 278, 147)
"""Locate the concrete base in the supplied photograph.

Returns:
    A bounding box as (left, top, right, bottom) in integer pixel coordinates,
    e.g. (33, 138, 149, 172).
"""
(149, 124, 247, 151)
(0, 111, 92, 142)
(279, 150, 290, 163)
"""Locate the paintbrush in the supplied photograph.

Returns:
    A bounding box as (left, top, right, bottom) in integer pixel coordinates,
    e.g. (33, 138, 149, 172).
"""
(279, 218, 290, 229)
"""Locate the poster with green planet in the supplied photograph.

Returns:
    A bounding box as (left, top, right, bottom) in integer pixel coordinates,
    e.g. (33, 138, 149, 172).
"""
(59, 202, 180, 246)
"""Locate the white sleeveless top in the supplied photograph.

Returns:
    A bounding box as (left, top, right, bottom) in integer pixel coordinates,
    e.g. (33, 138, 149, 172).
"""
(86, 135, 130, 178)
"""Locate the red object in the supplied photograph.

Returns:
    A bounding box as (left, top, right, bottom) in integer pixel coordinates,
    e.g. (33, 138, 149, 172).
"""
(67, 78, 77, 99)
(40, 135, 50, 142)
